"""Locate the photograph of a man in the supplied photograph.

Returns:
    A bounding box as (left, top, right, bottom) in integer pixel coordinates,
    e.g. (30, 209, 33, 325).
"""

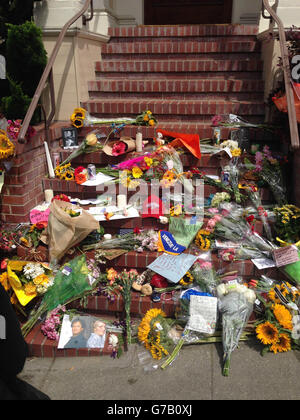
(64, 318, 87, 349)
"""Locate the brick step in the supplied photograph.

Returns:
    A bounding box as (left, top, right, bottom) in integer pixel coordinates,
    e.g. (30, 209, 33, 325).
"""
(82, 99, 265, 119)
(82, 250, 280, 281)
(95, 58, 263, 74)
(24, 296, 177, 357)
(88, 79, 264, 94)
(42, 176, 272, 204)
(108, 24, 259, 38)
(101, 40, 260, 55)
(58, 149, 228, 170)
(76, 121, 270, 140)
(97, 216, 266, 236)
(91, 93, 264, 102)
(24, 312, 128, 358)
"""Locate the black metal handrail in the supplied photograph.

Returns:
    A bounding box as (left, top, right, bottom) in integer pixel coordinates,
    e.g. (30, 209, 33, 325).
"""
(18, 0, 94, 144)
(262, 0, 299, 150)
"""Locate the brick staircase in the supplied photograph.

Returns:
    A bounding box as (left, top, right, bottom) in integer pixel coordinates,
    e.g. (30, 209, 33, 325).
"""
(14, 24, 280, 357)
(82, 24, 265, 139)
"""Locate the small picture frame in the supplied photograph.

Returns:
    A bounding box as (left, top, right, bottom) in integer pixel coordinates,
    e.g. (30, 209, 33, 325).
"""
(62, 127, 78, 149)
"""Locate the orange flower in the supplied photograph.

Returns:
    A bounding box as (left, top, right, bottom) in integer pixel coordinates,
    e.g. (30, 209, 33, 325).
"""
(75, 173, 87, 185)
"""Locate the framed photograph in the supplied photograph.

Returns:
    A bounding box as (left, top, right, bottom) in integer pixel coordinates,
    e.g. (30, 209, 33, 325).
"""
(58, 314, 122, 350)
(61, 127, 78, 149)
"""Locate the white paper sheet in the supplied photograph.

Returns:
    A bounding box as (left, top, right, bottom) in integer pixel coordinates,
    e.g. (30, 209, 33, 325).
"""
(82, 172, 114, 187)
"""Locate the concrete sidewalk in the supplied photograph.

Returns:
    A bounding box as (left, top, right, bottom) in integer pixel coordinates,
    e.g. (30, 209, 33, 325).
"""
(19, 339, 300, 401)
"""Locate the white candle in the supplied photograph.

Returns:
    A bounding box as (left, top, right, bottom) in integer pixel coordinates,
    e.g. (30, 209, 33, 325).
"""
(117, 194, 127, 209)
(44, 142, 55, 178)
(45, 189, 54, 203)
(136, 131, 143, 153)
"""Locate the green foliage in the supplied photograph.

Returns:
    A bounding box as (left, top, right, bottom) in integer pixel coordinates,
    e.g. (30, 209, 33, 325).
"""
(1, 77, 40, 124)
(6, 21, 47, 97)
(0, 0, 37, 55)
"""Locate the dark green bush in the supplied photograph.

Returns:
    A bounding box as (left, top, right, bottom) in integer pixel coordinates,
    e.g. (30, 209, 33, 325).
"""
(0, 0, 38, 56)
(6, 21, 47, 97)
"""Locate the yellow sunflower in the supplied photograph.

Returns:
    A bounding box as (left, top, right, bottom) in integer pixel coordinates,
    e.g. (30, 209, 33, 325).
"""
(138, 308, 166, 344)
(0, 129, 15, 160)
(270, 333, 291, 354)
(256, 321, 279, 345)
(195, 231, 211, 250)
(70, 114, 84, 128)
(179, 271, 194, 286)
(73, 107, 86, 119)
(272, 303, 293, 330)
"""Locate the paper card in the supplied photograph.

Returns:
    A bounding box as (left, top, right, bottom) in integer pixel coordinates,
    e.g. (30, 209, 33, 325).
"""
(87, 206, 139, 221)
(212, 147, 232, 158)
(30, 208, 51, 224)
(273, 246, 300, 268)
(252, 257, 276, 270)
(82, 172, 114, 187)
(147, 253, 198, 284)
(187, 295, 218, 335)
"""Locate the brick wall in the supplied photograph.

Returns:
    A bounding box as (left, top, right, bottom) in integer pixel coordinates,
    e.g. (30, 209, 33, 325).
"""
(0, 123, 64, 224)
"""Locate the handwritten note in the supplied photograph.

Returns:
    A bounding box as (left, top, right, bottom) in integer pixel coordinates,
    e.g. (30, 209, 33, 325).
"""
(273, 246, 300, 268)
(187, 295, 218, 335)
(30, 208, 50, 224)
(147, 253, 198, 284)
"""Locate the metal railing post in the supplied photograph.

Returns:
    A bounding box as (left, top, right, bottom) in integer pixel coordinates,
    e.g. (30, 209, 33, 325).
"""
(18, 0, 93, 144)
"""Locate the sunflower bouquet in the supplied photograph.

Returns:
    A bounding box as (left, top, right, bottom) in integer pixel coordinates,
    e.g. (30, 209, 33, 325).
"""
(70, 107, 157, 129)
(0, 129, 15, 162)
(254, 281, 300, 355)
(138, 308, 176, 360)
(55, 163, 74, 181)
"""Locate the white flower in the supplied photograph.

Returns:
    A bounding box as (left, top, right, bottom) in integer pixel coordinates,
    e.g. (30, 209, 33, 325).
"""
(159, 216, 168, 224)
(235, 284, 248, 295)
(217, 283, 227, 298)
(292, 315, 300, 340)
(220, 140, 239, 151)
(243, 289, 256, 305)
(23, 263, 45, 280)
(109, 334, 119, 347)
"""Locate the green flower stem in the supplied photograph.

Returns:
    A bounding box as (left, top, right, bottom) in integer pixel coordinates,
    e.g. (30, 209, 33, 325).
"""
(161, 337, 185, 370)
(223, 354, 231, 377)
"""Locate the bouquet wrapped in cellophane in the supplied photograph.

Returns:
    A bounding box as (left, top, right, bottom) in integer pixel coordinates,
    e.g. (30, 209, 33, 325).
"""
(213, 213, 275, 254)
(216, 281, 256, 376)
(21, 255, 100, 338)
(244, 145, 287, 206)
